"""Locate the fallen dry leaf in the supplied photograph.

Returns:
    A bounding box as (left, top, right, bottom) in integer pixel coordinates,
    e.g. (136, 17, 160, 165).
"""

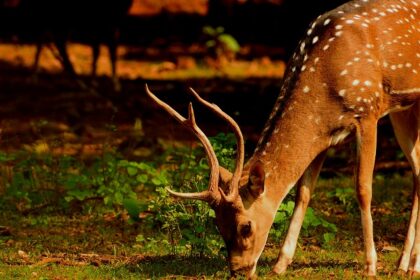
(18, 250, 29, 262)
(382, 245, 399, 252)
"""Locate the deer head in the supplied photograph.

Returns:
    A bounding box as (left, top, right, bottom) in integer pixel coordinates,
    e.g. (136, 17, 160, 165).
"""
(145, 85, 275, 278)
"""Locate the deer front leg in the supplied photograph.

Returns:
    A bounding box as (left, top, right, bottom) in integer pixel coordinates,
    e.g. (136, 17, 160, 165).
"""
(272, 151, 327, 274)
(355, 119, 378, 277)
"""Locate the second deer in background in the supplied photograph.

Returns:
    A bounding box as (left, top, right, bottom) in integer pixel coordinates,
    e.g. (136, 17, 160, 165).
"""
(19, 0, 133, 91)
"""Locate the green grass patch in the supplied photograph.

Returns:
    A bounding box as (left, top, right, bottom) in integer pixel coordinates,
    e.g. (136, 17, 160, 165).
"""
(0, 132, 415, 278)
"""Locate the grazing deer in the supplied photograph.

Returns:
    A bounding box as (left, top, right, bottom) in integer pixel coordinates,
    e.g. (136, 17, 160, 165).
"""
(146, 0, 419, 278)
(19, 0, 132, 91)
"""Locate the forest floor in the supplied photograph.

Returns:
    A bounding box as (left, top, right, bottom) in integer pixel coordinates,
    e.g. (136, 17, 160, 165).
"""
(0, 175, 414, 279)
(0, 42, 414, 279)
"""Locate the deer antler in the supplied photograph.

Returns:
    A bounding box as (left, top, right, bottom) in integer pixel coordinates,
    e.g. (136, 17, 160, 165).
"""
(189, 87, 244, 202)
(145, 84, 221, 204)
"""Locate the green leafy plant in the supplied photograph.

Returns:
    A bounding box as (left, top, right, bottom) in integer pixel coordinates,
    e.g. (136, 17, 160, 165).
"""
(202, 26, 240, 65)
(138, 133, 237, 257)
(0, 151, 168, 213)
(327, 187, 357, 212)
(0, 130, 338, 256)
(209, 132, 237, 170)
(271, 200, 337, 247)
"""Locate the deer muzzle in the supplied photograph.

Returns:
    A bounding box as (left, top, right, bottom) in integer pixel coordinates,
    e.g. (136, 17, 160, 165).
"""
(230, 262, 257, 279)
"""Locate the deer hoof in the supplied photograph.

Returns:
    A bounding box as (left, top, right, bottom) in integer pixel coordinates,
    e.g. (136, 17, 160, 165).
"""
(396, 268, 407, 276)
(408, 270, 420, 279)
(363, 262, 377, 278)
(271, 258, 291, 275)
(408, 254, 420, 277)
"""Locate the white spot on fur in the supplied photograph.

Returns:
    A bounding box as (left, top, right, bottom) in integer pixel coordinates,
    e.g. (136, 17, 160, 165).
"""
(300, 42, 306, 53)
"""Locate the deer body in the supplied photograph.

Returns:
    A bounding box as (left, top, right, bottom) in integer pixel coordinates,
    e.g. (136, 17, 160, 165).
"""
(147, 0, 419, 278)
(250, 0, 419, 275)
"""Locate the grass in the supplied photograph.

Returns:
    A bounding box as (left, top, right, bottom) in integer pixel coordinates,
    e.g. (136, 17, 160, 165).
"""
(0, 172, 415, 279)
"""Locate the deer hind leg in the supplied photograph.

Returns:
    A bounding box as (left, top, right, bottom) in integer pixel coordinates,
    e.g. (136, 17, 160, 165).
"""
(91, 41, 100, 79)
(54, 34, 76, 77)
(109, 29, 121, 92)
(272, 151, 327, 274)
(54, 33, 88, 90)
(33, 40, 43, 74)
(355, 117, 378, 277)
(390, 102, 420, 274)
(32, 32, 52, 80)
(90, 40, 100, 88)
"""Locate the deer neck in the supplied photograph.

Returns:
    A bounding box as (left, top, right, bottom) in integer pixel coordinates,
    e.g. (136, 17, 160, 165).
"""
(242, 40, 356, 206)
(245, 87, 333, 207)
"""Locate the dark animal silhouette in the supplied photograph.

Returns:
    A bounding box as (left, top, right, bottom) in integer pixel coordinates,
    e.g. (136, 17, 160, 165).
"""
(16, 0, 133, 91)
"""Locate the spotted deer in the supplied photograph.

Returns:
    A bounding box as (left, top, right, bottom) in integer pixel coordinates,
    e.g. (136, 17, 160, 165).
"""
(146, 0, 419, 278)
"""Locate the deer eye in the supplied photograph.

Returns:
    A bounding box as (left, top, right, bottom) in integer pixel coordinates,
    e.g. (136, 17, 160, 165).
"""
(240, 221, 252, 237)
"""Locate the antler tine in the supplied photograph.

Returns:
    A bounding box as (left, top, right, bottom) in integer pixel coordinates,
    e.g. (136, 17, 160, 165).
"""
(188, 87, 244, 200)
(145, 84, 221, 203)
(165, 187, 215, 202)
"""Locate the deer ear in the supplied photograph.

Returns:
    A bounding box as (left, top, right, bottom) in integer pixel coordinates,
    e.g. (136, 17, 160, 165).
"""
(248, 161, 265, 198)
